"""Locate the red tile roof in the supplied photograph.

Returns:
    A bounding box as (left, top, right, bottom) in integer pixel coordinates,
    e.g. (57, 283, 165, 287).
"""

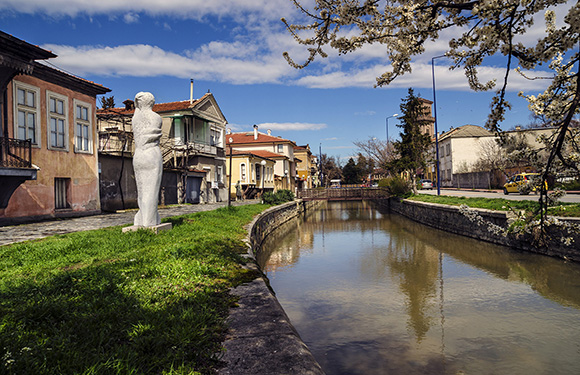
(226, 149, 283, 160)
(227, 132, 295, 146)
(97, 93, 211, 116)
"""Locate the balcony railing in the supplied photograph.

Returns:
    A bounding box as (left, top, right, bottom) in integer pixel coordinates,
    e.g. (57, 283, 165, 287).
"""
(0, 137, 32, 168)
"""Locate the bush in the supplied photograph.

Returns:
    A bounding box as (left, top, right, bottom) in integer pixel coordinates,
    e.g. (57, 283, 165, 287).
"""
(379, 176, 411, 197)
(262, 189, 295, 205)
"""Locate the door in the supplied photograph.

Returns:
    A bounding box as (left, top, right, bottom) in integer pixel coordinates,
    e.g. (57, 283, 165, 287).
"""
(186, 176, 202, 204)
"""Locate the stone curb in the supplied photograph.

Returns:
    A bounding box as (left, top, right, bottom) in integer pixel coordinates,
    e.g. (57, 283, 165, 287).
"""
(219, 201, 325, 375)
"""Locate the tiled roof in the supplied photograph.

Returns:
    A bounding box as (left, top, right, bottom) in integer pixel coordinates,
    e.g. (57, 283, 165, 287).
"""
(97, 93, 211, 116)
(227, 132, 295, 146)
(439, 124, 494, 140)
(226, 149, 283, 160)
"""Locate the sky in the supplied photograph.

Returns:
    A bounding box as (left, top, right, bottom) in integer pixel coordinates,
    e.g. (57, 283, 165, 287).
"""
(0, 0, 569, 161)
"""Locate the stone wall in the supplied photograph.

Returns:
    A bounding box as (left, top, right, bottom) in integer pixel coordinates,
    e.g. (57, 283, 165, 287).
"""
(248, 200, 323, 257)
(376, 198, 580, 262)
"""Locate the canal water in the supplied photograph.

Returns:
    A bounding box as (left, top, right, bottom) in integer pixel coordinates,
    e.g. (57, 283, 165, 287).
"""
(257, 201, 580, 375)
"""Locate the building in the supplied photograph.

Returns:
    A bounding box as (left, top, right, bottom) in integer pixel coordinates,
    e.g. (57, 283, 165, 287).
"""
(425, 124, 559, 188)
(97, 92, 228, 208)
(227, 126, 298, 192)
(1, 31, 110, 223)
(294, 144, 319, 189)
(425, 125, 495, 186)
(225, 149, 276, 199)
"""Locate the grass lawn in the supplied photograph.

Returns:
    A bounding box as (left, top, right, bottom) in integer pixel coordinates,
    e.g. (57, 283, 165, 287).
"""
(408, 194, 580, 217)
(0, 204, 268, 375)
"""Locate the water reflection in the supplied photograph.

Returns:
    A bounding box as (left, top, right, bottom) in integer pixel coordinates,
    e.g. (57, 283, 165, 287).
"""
(259, 201, 580, 375)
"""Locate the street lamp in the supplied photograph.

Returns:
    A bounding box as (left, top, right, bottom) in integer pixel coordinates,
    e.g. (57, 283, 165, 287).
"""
(228, 137, 233, 206)
(386, 114, 398, 140)
(260, 160, 267, 190)
(432, 55, 446, 196)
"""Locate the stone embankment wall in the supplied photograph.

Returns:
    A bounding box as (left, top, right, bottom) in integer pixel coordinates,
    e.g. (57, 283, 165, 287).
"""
(248, 200, 323, 256)
(376, 198, 580, 262)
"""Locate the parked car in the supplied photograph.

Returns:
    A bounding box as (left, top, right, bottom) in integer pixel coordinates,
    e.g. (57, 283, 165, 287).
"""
(419, 179, 433, 190)
(503, 173, 547, 195)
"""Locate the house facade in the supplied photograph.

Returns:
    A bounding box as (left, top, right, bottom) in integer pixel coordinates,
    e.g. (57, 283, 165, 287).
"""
(294, 144, 319, 189)
(0, 31, 110, 223)
(97, 93, 228, 208)
(227, 126, 298, 192)
(225, 149, 276, 199)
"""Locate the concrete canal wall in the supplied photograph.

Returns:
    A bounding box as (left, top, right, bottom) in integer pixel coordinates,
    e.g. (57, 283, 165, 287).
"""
(219, 199, 325, 375)
(376, 198, 580, 262)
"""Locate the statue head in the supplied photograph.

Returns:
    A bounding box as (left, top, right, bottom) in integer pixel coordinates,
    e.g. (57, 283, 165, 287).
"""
(135, 92, 155, 110)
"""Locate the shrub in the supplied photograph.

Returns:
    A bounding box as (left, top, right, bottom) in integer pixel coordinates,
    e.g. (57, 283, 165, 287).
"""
(262, 189, 295, 205)
(380, 176, 411, 197)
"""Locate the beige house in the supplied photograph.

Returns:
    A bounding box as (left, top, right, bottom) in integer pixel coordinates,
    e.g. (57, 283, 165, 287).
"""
(1, 31, 110, 223)
(294, 144, 318, 189)
(425, 124, 558, 187)
(225, 149, 276, 199)
(97, 93, 228, 207)
(227, 126, 298, 192)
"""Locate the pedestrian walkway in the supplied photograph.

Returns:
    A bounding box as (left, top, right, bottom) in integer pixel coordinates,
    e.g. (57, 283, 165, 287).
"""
(0, 200, 259, 247)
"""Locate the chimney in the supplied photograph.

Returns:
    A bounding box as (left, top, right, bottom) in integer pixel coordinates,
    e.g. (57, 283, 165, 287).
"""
(515, 126, 521, 131)
(190, 79, 194, 104)
(267, 129, 271, 136)
(253, 124, 258, 140)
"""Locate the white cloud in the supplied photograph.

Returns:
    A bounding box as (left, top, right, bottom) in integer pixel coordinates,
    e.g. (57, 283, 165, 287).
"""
(123, 12, 139, 23)
(0, 0, 297, 21)
(322, 137, 339, 141)
(257, 122, 327, 131)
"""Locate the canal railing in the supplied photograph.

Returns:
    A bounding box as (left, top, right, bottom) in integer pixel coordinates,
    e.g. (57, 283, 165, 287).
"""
(297, 187, 390, 201)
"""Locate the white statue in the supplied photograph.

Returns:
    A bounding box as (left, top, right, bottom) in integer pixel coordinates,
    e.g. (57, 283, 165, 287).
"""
(132, 92, 163, 227)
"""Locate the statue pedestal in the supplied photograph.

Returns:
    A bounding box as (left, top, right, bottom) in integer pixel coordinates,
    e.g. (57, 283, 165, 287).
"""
(122, 222, 173, 234)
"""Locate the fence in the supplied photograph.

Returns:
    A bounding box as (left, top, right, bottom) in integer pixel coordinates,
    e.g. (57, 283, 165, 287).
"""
(298, 187, 390, 201)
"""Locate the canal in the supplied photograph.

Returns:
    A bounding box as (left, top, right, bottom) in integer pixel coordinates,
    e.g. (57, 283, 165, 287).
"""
(257, 201, 580, 375)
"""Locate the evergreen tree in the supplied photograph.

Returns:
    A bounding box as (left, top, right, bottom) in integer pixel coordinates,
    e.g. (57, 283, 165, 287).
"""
(390, 88, 432, 193)
(342, 157, 361, 184)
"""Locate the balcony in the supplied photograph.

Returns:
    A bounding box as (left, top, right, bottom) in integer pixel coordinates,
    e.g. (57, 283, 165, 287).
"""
(0, 137, 37, 208)
(1, 137, 32, 168)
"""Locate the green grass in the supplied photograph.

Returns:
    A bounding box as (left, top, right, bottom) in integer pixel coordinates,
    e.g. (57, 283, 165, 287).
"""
(407, 194, 580, 217)
(0, 204, 268, 375)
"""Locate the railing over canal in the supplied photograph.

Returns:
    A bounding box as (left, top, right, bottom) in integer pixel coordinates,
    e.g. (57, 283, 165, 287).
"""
(297, 187, 390, 201)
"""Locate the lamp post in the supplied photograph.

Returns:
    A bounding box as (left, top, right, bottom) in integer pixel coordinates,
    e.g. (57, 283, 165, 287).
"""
(260, 160, 266, 191)
(386, 114, 398, 140)
(432, 55, 446, 196)
(228, 137, 233, 206)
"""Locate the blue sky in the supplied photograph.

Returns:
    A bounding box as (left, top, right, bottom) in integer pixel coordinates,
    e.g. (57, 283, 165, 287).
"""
(0, 0, 565, 161)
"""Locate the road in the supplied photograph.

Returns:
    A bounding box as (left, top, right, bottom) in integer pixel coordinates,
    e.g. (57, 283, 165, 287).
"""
(420, 188, 580, 204)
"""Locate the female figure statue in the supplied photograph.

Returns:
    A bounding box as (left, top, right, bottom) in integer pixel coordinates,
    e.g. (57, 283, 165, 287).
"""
(132, 92, 163, 227)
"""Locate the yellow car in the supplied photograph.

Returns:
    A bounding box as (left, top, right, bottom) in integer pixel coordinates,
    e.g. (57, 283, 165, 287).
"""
(503, 173, 547, 195)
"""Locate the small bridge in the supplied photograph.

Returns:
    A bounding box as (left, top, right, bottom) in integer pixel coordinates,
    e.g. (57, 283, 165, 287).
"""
(297, 187, 390, 201)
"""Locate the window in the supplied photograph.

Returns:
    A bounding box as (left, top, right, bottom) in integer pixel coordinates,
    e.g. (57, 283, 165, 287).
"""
(446, 144, 451, 156)
(240, 163, 246, 182)
(216, 166, 223, 183)
(255, 163, 261, 183)
(47, 92, 68, 150)
(277, 144, 283, 153)
(74, 100, 92, 153)
(14, 82, 40, 145)
(54, 178, 70, 209)
(210, 128, 222, 147)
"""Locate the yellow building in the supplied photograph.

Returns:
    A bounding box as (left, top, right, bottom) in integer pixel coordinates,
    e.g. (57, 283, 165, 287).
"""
(294, 144, 318, 189)
(225, 149, 276, 199)
(227, 126, 298, 192)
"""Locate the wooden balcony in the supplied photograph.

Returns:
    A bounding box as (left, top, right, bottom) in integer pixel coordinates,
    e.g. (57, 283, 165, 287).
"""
(0, 137, 32, 168)
(0, 137, 37, 209)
